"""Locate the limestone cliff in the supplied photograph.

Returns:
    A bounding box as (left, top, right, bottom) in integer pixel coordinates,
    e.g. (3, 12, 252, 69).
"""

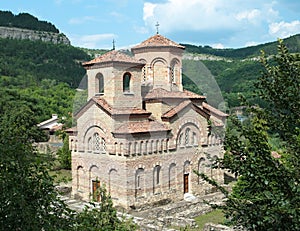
(0, 26, 70, 45)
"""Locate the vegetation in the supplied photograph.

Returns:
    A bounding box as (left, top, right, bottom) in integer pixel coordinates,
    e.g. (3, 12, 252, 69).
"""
(182, 33, 300, 59)
(0, 37, 90, 87)
(197, 40, 300, 230)
(194, 209, 224, 230)
(57, 135, 72, 170)
(0, 91, 137, 230)
(0, 10, 59, 33)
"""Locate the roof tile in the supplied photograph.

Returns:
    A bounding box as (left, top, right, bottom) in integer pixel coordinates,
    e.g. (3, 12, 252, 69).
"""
(113, 120, 169, 134)
(132, 34, 185, 49)
(144, 88, 206, 100)
(83, 50, 144, 66)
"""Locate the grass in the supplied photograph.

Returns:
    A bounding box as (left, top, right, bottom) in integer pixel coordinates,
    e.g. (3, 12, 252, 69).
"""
(170, 209, 225, 231)
(194, 209, 224, 230)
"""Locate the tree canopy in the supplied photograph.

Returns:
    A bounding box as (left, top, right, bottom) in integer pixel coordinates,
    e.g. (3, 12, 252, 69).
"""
(199, 40, 300, 230)
(0, 10, 59, 33)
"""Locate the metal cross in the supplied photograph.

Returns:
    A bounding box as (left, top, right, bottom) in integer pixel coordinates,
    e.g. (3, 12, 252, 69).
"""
(155, 22, 160, 34)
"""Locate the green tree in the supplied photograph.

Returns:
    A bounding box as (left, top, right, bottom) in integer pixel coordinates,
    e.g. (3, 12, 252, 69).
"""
(74, 184, 137, 231)
(0, 91, 137, 230)
(57, 134, 72, 169)
(197, 40, 300, 230)
(0, 100, 72, 230)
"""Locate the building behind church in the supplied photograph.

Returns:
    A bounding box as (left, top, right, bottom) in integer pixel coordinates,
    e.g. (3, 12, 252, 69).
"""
(68, 33, 227, 209)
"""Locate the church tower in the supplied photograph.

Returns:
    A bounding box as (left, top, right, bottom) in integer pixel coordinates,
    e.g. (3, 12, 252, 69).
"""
(131, 34, 185, 93)
(83, 50, 145, 108)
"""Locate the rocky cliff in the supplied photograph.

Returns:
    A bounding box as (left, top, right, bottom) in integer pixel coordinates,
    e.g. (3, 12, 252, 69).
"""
(0, 26, 70, 45)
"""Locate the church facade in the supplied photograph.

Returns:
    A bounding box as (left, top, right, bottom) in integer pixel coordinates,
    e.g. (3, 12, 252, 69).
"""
(68, 34, 227, 209)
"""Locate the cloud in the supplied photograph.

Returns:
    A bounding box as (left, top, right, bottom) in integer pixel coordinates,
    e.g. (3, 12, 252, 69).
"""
(235, 9, 261, 24)
(69, 33, 116, 49)
(269, 20, 300, 38)
(211, 43, 224, 49)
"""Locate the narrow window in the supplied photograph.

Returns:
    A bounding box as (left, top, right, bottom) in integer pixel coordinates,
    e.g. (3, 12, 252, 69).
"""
(142, 66, 146, 82)
(123, 72, 131, 92)
(155, 165, 161, 185)
(88, 137, 92, 151)
(101, 138, 106, 152)
(185, 128, 190, 145)
(94, 133, 100, 151)
(96, 73, 104, 94)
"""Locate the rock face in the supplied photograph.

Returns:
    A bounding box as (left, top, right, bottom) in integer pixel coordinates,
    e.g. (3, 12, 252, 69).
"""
(0, 26, 70, 45)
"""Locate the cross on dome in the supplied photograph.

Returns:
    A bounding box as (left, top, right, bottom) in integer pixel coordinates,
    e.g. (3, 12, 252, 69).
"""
(155, 22, 160, 34)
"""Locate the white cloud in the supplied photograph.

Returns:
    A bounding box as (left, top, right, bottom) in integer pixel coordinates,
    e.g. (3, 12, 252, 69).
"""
(269, 20, 300, 38)
(235, 9, 261, 24)
(142, 0, 283, 45)
(245, 41, 259, 47)
(143, 0, 248, 33)
(211, 43, 224, 49)
(69, 33, 116, 49)
(143, 2, 156, 22)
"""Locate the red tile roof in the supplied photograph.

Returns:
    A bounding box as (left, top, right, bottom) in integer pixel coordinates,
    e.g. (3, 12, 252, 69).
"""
(162, 100, 210, 120)
(144, 88, 206, 100)
(75, 97, 151, 118)
(132, 34, 185, 50)
(82, 50, 145, 66)
(203, 102, 228, 118)
(162, 100, 191, 118)
(113, 120, 169, 134)
(92, 97, 150, 116)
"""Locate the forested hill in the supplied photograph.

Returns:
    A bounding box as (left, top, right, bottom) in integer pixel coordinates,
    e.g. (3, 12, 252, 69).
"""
(182, 33, 300, 59)
(0, 10, 59, 33)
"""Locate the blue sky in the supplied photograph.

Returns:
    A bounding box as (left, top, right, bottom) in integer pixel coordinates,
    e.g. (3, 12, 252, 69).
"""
(1, 0, 300, 49)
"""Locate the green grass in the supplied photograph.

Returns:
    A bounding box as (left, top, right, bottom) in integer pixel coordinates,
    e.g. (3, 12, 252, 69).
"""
(169, 209, 225, 231)
(194, 209, 224, 230)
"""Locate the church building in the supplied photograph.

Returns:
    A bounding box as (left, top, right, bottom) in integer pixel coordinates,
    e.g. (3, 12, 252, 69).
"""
(68, 33, 227, 209)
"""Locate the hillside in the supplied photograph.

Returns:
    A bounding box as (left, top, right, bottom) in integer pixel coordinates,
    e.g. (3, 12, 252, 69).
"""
(182, 33, 300, 59)
(0, 11, 59, 33)
(0, 36, 91, 123)
(0, 11, 69, 45)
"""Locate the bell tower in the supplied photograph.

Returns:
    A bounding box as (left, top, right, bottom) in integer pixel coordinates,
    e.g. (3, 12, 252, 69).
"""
(131, 33, 185, 92)
(82, 50, 145, 108)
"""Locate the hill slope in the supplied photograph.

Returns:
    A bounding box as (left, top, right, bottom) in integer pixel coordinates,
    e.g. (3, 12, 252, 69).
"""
(182, 34, 300, 59)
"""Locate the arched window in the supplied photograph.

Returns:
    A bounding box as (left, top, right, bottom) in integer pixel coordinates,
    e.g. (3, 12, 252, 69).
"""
(142, 66, 146, 82)
(88, 137, 92, 152)
(123, 72, 131, 92)
(101, 138, 106, 152)
(96, 73, 104, 94)
(154, 165, 161, 185)
(93, 133, 100, 151)
(170, 66, 175, 83)
(135, 168, 145, 198)
(169, 163, 176, 190)
(185, 128, 190, 145)
(92, 133, 105, 153)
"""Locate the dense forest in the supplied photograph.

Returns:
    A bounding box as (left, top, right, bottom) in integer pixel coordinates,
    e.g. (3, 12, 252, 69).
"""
(0, 37, 91, 122)
(182, 33, 300, 59)
(0, 10, 59, 33)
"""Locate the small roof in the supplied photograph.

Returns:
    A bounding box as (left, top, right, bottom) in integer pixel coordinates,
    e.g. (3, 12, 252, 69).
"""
(202, 102, 228, 118)
(75, 97, 151, 118)
(162, 100, 210, 120)
(144, 88, 206, 100)
(113, 120, 169, 134)
(132, 34, 185, 50)
(82, 50, 145, 67)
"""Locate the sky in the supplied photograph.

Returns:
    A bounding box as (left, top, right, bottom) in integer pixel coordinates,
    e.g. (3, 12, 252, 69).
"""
(1, 0, 300, 49)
